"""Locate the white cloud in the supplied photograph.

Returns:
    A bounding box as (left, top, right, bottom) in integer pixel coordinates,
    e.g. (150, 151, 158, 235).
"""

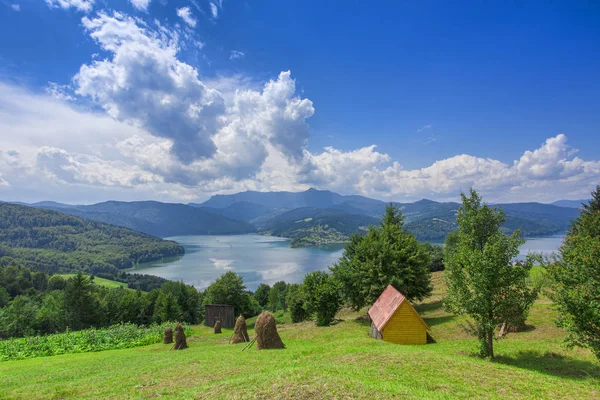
(1, 11, 599, 205)
(130, 0, 150, 12)
(75, 11, 223, 164)
(417, 124, 432, 132)
(176, 7, 197, 27)
(11, 4, 20, 11)
(45, 82, 75, 102)
(230, 50, 245, 60)
(45, 0, 94, 13)
(209, 2, 218, 19)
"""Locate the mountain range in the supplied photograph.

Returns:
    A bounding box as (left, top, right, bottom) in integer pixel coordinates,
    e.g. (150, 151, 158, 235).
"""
(8, 188, 584, 246)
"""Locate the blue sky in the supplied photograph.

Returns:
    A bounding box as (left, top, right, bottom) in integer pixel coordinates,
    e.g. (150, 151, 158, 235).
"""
(0, 0, 599, 203)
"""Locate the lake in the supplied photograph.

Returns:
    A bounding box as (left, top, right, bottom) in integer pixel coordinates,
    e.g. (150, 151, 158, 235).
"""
(135, 234, 564, 290)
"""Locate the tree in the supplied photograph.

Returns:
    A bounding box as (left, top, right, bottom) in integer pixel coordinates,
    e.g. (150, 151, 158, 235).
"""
(331, 204, 432, 310)
(254, 283, 271, 308)
(444, 189, 538, 358)
(268, 281, 288, 311)
(286, 283, 308, 323)
(154, 291, 182, 323)
(63, 272, 99, 330)
(303, 271, 341, 326)
(0, 286, 10, 308)
(48, 275, 67, 291)
(202, 272, 252, 317)
(549, 185, 600, 360)
(422, 242, 445, 272)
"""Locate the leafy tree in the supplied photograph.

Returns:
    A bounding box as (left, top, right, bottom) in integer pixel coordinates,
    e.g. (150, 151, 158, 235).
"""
(444, 189, 538, 358)
(36, 291, 67, 334)
(286, 283, 308, 323)
(422, 242, 445, 272)
(303, 271, 341, 326)
(331, 204, 432, 310)
(48, 275, 67, 291)
(0, 286, 10, 307)
(0, 295, 40, 338)
(444, 231, 460, 258)
(120, 289, 146, 325)
(549, 185, 600, 360)
(253, 283, 271, 307)
(202, 272, 252, 317)
(103, 287, 126, 325)
(268, 281, 288, 311)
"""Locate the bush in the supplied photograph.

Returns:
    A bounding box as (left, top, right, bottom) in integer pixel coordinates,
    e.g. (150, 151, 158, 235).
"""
(286, 284, 308, 323)
(303, 271, 341, 326)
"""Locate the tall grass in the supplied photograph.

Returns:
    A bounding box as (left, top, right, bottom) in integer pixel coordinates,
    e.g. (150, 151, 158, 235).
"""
(0, 322, 190, 361)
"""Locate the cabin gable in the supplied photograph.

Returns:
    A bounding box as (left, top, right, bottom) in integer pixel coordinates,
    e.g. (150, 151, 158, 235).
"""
(381, 302, 427, 345)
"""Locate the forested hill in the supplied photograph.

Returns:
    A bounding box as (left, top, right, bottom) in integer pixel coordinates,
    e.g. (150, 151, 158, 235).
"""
(34, 201, 254, 238)
(0, 203, 184, 278)
(198, 189, 579, 241)
(257, 208, 378, 247)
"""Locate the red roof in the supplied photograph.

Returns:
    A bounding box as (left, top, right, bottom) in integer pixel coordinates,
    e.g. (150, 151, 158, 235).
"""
(368, 285, 429, 331)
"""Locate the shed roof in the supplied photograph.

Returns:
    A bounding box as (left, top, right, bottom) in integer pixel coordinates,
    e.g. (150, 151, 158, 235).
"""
(368, 285, 430, 331)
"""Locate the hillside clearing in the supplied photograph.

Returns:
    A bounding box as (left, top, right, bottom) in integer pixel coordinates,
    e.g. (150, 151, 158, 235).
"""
(57, 274, 131, 290)
(1, 272, 598, 399)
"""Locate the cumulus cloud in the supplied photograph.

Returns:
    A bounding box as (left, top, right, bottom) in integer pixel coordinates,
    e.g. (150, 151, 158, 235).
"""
(45, 0, 94, 12)
(176, 7, 196, 27)
(11, 4, 20, 11)
(1, 9, 599, 205)
(130, 0, 150, 12)
(75, 11, 224, 163)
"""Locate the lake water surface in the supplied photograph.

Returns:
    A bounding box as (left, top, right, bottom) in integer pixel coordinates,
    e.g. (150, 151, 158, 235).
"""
(135, 234, 564, 290)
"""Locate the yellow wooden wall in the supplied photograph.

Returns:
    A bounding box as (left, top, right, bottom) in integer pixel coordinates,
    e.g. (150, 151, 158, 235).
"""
(381, 302, 427, 344)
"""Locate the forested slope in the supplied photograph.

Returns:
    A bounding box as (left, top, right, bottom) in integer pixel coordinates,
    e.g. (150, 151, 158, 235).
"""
(0, 203, 184, 276)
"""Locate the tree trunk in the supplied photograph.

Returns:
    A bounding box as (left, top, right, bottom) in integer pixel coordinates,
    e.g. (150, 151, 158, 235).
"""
(487, 329, 494, 358)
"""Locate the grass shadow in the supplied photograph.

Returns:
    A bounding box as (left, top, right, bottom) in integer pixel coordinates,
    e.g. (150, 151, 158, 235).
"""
(494, 350, 600, 380)
(354, 315, 371, 327)
(414, 300, 443, 314)
(422, 315, 456, 327)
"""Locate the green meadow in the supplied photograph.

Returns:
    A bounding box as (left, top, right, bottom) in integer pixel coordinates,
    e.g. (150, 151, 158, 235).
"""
(1, 272, 598, 399)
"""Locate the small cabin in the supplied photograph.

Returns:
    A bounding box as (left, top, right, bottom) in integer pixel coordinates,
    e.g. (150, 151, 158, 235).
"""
(368, 285, 430, 344)
(204, 304, 235, 329)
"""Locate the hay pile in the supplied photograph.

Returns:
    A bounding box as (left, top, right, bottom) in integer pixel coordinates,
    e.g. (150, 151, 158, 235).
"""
(173, 323, 188, 350)
(163, 327, 173, 344)
(231, 315, 249, 344)
(254, 311, 284, 350)
(214, 320, 222, 334)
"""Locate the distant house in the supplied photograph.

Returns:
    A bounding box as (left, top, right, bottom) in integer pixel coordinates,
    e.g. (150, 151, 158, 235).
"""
(368, 285, 430, 344)
(205, 304, 235, 329)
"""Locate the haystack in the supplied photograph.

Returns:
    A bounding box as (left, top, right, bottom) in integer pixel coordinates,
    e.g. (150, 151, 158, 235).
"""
(163, 327, 173, 344)
(214, 320, 222, 334)
(231, 315, 249, 344)
(173, 323, 188, 350)
(254, 311, 284, 350)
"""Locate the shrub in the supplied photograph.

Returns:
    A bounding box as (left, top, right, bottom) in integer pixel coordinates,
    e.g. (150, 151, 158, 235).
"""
(303, 271, 341, 326)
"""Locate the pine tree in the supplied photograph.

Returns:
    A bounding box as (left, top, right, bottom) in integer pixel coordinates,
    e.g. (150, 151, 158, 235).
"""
(331, 204, 432, 310)
(63, 272, 99, 330)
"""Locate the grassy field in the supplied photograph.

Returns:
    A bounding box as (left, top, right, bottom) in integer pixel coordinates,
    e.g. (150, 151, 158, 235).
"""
(1, 272, 599, 399)
(57, 274, 130, 290)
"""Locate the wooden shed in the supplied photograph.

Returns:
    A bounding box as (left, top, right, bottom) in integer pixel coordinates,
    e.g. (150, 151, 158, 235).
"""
(368, 285, 430, 344)
(205, 304, 235, 329)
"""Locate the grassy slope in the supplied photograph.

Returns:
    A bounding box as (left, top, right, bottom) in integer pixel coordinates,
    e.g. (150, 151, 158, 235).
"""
(57, 274, 130, 290)
(2, 272, 599, 399)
